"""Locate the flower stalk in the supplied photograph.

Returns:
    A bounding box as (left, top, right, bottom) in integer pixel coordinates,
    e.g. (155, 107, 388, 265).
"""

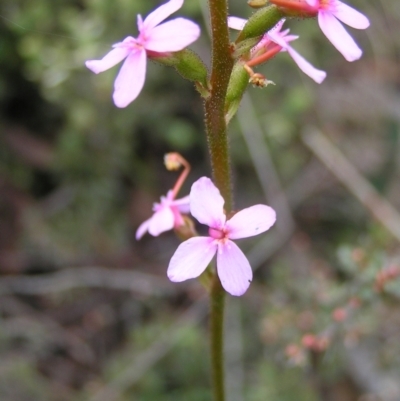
(164, 152, 191, 199)
(210, 274, 226, 401)
(204, 0, 234, 213)
(204, 0, 234, 399)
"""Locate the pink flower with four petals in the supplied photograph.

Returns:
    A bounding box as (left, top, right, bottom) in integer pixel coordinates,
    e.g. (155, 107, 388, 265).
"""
(167, 177, 276, 296)
(136, 190, 190, 239)
(85, 0, 200, 107)
(228, 17, 326, 83)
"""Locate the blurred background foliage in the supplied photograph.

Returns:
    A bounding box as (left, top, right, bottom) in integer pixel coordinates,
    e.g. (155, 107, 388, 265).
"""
(0, 0, 399, 400)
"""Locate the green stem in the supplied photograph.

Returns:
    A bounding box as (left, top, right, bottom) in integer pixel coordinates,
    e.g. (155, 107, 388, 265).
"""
(204, 0, 234, 212)
(204, 1, 233, 400)
(210, 273, 226, 401)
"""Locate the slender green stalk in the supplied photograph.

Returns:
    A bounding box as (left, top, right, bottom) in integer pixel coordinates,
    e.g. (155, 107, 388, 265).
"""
(204, 0, 234, 212)
(204, 1, 234, 400)
(209, 272, 226, 401)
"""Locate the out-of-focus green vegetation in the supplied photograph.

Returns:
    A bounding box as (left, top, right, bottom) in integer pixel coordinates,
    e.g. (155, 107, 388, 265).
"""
(0, 0, 400, 400)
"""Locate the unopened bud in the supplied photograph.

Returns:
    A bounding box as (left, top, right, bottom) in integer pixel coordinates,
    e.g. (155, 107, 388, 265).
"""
(225, 60, 249, 124)
(164, 153, 182, 171)
(248, 0, 268, 8)
(236, 5, 283, 44)
(154, 49, 209, 96)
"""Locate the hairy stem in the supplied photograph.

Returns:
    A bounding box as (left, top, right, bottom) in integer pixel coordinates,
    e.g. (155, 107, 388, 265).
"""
(210, 272, 226, 401)
(204, 0, 234, 212)
(204, 1, 234, 401)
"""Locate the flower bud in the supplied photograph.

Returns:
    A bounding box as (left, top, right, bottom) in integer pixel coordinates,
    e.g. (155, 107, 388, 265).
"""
(235, 5, 283, 44)
(164, 153, 183, 171)
(154, 49, 209, 96)
(225, 60, 249, 124)
(231, 37, 261, 58)
(248, 0, 268, 8)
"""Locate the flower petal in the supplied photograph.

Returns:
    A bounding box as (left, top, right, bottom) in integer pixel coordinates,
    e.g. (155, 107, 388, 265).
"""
(333, 1, 370, 30)
(135, 217, 151, 240)
(142, 0, 184, 31)
(85, 46, 129, 74)
(227, 16, 247, 31)
(226, 205, 276, 240)
(268, 30, 298, 48)
(113, 48, 147, 107)
(190, 177, 226, 229)
(217, 240, 252, 296)
(318, 11, 362, 62)
(287, 47, 327, 83)
(145, 18, 200, 52)
(172, 195, 191, 214)
(268, 18, 286, 35)
(167, 237, 217, 282)
(148, 207, 175, 236)
(305, 0, 318, 6)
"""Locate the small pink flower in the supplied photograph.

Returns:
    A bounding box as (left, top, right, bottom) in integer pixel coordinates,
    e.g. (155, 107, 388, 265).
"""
(229, 18, 326, 83)
(167, 177, 276, 296)
(136, 190, 190, 239)
(86, 0, 200, 107)
(304, 0, 370, 61)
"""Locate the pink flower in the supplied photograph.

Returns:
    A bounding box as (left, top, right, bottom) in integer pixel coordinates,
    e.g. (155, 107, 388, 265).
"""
(167, 177, 276, 296)
(85, 0, 200, 107)
(136, 190, 190, 239)
(229, 17, 326, 83)
(304, 0, 370, 61)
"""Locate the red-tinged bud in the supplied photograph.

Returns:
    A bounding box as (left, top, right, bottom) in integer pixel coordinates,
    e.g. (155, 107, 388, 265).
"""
(269, 0, 318, 17)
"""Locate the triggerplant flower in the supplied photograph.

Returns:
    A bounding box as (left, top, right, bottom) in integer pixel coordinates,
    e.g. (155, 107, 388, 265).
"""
(228, 18, 326, 83)
(270, 0, 369, 62)
(86, 0, 200, 107)
(167, 177, 276, 296)
(136, 190, 190, 239)
(305, 0, 370, 62)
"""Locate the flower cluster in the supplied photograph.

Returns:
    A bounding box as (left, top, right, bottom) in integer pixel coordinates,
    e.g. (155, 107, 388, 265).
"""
(86, 0, 370, 106)
(86, 0, 370, 297)
(138, 176, 276, 296)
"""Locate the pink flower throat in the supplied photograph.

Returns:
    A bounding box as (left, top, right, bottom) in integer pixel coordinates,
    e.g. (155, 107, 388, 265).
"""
(209, 227, 227, 240)
(319, 0, 334, 11)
